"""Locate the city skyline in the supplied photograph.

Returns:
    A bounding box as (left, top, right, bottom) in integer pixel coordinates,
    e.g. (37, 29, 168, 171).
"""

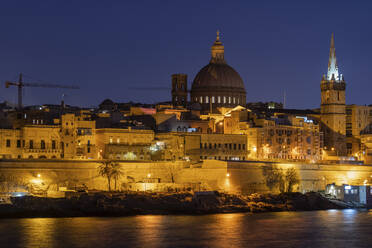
(1, 1, 372, 109)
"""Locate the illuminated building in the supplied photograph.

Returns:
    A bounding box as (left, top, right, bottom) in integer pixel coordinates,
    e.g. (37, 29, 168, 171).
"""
(320, 33, 347, 156)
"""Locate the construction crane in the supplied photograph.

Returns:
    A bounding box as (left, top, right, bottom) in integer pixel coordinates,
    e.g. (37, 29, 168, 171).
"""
(5, 73, 80, 110)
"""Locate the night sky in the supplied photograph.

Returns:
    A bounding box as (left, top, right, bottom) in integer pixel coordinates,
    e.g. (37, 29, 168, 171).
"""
(1, 0, 371, 109)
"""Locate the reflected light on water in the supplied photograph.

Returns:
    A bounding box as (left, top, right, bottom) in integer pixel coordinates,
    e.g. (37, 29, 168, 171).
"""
(1, 210, 372, 248)
(20, 218, 57, 248)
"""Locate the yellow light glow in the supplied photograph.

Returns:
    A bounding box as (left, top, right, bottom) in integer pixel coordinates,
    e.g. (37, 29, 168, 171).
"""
(30, 178, 42, 184)
(252, 146, 257, 152)
(37, 174, 41, 178)
(147, 173, 151, 178)
(226, 173, 230, 177)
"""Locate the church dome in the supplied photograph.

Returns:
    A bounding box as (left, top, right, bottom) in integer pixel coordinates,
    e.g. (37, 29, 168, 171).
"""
(190, 31, 246, 113)
(192, 63, 245, 91)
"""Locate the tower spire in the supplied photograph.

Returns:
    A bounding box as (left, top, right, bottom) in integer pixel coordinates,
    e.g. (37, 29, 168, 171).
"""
(327, 33, 339, 81)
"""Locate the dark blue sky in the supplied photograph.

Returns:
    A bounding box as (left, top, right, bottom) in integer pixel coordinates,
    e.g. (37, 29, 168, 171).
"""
(1, 0, 371, 109)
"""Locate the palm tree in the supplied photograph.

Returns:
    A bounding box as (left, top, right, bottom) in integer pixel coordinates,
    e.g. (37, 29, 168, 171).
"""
(111, 163, 124, 191)
(98, 161, 114, 191)
(98, 161, 124, 191)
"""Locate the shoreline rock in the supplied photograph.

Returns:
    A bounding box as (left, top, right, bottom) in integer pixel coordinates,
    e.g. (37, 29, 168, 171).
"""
(0, 191, 348, 218)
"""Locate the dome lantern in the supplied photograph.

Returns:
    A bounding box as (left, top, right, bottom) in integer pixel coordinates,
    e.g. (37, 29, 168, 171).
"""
(210, 30, 225, 64)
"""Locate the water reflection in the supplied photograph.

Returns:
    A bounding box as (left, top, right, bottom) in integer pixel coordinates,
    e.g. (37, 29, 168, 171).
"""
(1, 210, 372, 248)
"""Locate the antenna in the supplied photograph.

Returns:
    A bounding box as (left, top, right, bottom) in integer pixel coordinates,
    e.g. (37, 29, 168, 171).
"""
(283, 91, 286, 109)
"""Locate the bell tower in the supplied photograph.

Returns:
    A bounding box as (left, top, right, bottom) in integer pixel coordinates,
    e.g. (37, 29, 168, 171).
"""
(320, 33, 346, 156)
(171, 74, 188, 107)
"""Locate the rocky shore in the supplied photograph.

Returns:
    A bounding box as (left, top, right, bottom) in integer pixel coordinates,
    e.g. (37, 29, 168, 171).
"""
(0, 191, 346, 218)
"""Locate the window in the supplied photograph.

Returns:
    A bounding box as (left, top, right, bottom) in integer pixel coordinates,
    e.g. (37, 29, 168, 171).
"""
(218, 96, 221, 103)
(209, 143, 212, 149)
(88, 140, 91, 146)
(233, 97, 236, 104)
(117, 138, 120, 144)
(22, 140, 25, 147)
(234, 144, 236, 150)
(237, 98, 240, 104)
(87, 147, 91, 153)
(41, 140, 45, 149)
(212, 96, 215, 103)
(6, 139, 10, 147)
(242, 144, 246, 150)
(17, 140, 21, 148)
(200, 96, 203, 103)
(229, 96, 231, 103)
(109, 137, 113, 144)
(205, 96, 209, 103)
(52, 140, 56, 149)
(29, 140, 34, 149)
(238, 144, 241, 150)
(223, 96, 226, 103)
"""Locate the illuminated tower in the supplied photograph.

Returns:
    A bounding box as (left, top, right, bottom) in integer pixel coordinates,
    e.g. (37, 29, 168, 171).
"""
(320, 33, 346, 156)
(171, 74, 188, 107)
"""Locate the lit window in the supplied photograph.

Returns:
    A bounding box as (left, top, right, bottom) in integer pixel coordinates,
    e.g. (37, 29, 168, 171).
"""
(200, 96, 203, 103)
(195, 97, 197, 102)
(109, 137, 113, 144)
(212, 96, 215, 103)
(117, 138, 120, 144)
(233, 97, 235, 104)
(205, 96, 209, 103)
(223, 96, 226, 103)
(229, 97, 231, 104)
(218, 96, 221, 103)
(237, 98, 240, 104)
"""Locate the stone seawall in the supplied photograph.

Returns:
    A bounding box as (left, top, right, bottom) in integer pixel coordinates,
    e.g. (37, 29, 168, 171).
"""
(1, 159, 372, 194)
(226, 161, 372, 194)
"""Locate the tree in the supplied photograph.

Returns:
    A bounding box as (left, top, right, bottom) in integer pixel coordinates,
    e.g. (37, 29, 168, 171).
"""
(111, 163, 124, 191)
(98, 161, 124, 191)
(98, 161, 113, 191)
(262, 166, 284, 192)
(262, 166, 300, 193)
(285, 167, 300, 193)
